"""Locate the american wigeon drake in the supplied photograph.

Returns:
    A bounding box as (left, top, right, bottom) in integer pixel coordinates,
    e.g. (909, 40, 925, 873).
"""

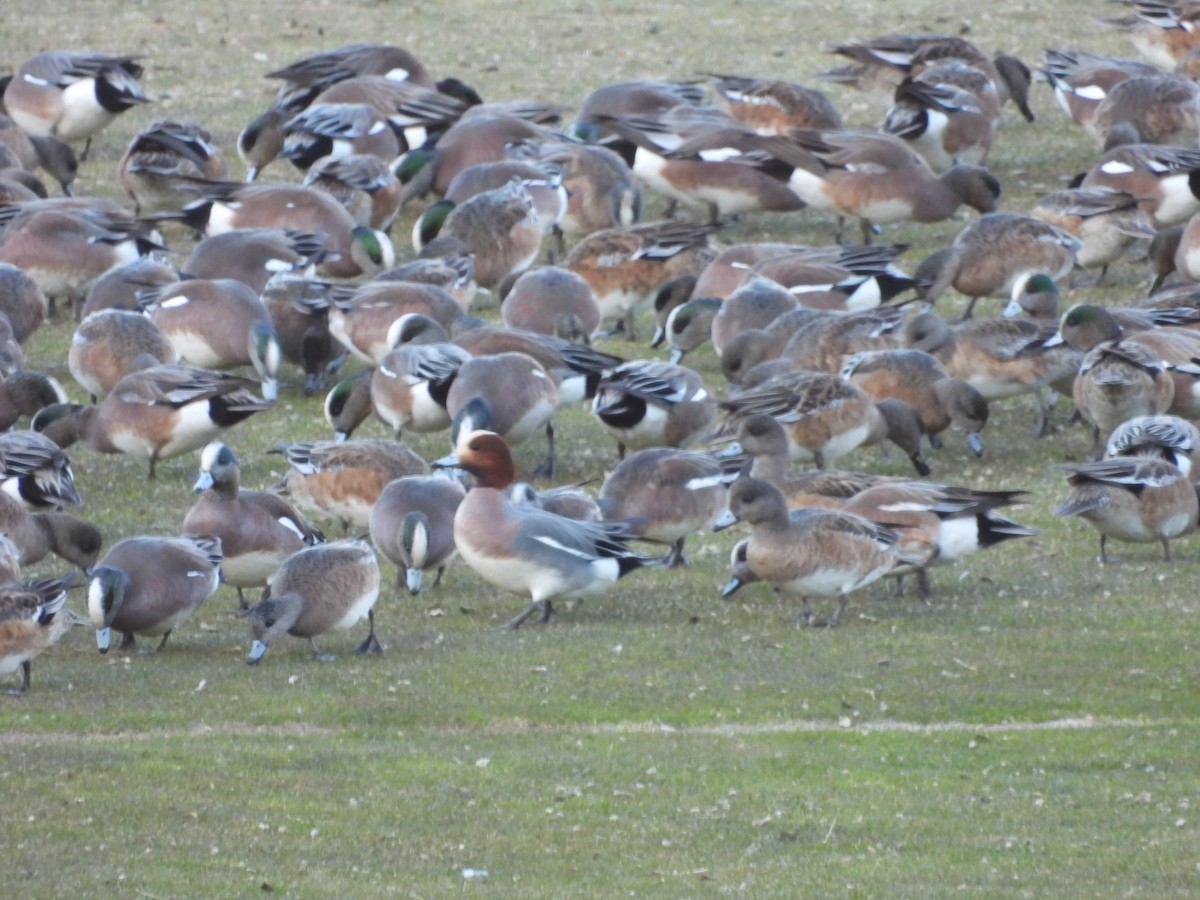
(914, 213, 1080, 319)
(510, 141, 642, 237)
(33, 365, 276, 479)
(0, 203, 160, 306)
(720, 536, 759, 598)
(883, 78, 994, 172)
(653, 295, 722, 364)
(689, 241, 882, 300)
(1079, 143, 1200, 227)
(417, 180, 543, 292)
(820, 32, 1035, 120)
(3, 51, 150, 159)
(0, 263, 46, 346)
(68, 309, 178, 401)
(713, 477, 915, 627)
(264, 43, 436, 111)
(0, 573, 80, 694)
(139, 278, 281, 400)
(118, 120, 228, 215)
(731, 413, 904, 508)
(842, 348, 989, 456)
(751, 243, 920, 312)
(182, 228, 329, 294)
(1106, 414, 1200, 488)
(589, 109, 806, 222)
(170, 182, 395, 278)
(183, 441, 324, 608)
(324, 341, 469, 440)
(1055, 457, 1199, 562)
(447, 351, 559, 475)
(1089, 73, 1200, 148)
(590, 360, 714, 459)
(280, 102, 406, 172)
(707, 74, 843, 134)
(236, 105, 288, 182)
(771, 129, 1001, 243)
(0, 114, 78, 196)
(242, 538, 382, 663)
(1038, 49, 1159, 135)
(80, 255, 179, 318)
(597, 447, 730, 567)
(1003, 272, 1200, 333)
(87, 535, 222, 653)
(564, 220, 717, 339)
(710, 277, 798, 358)
(318, 280, 470, 365)
(0, 490, 101, 572)
(1098, 2, 1200, 69)
(0, 430, 81, 510)
(259, 274, 342, 398)
(501, 266, 601, 343)
(1029, 188, 1154, 285)
(436, 429, 663, 630)
(840, 481, 1036, 596)
(369, 474, 465, 593)
(905, 310, 1080, 437)
(274, 439, 430, 530)
(718, 370, 930, 473)
(303, 154, 404, 231)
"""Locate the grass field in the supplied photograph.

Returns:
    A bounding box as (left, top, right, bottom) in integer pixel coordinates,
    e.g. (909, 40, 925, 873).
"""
(3, 0, 1200, 896)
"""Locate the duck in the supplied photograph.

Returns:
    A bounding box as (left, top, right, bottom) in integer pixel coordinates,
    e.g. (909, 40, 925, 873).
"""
(1106, 414, 1200, 488)
(0, 572, 80, 694)
(720, 537, 759, 599)
(508, 481, 603, 521)
(597, 446, 732, 568)
(139, 278, 281, 400)
(435, 429, 663, 630)
(766, 128, 1001, 243)
(772, 306, 908, 375)
(914, 213, 1080, 319)
(564, 220, 716, 339)
(375, 254, 478, 312)
(263, 43, 436, 110)
(713, 477, 915, 627)
(182, 228, 329, 294)
(429, 160, 568, 243)
(0, 430, 81, 510)
(118, 120, 228, 215)
(710, 277, 798, 358)
(87, 535, 222, 653)
(590, 361, 715, 459)
(0, 490, 101, 572)
(1089, 73, 1200, 148)
(240, 538, 382, 664)
(1097, 2, 1200, 70)
(68, 309, 178, 401)
(841, 348, 989, 456)
(501, 266, 601, 343)
(183, 442, 325, 609)
(883, 78, 994, 172)
(319, 280, 470, 365)
(80, 255, 179, 318)
(303, 153, 404, 231)
(718, 370, 930, 473)
(0, 114, 78, 196)
(707, 74, 843, 134)
(0, 262, 48, 344)
(369, 341, 471, 439)
(1079, 143, 1200, 227)
(0, 369, 68, 433)
(2, 51, 151, 159)
(904, 310, 1081, 436)
(652, 295, 722, 364)
(258, 274, 342, 397)
(169, 181, 395, 278)
(573, 80, 705, 138)
(717, 308, 826, 385)
(1029, 188, 1154, 285)
(280, 102, 408, 172)
(1038, 48, 1160, 135)
(369, 474, 465, 593)
(1055, 457, 1199, 562)
(509, 141, 642, 237)
(447, 351, 559, 475)
(273, 439, 430, 530)
(32, 365, 276, 479)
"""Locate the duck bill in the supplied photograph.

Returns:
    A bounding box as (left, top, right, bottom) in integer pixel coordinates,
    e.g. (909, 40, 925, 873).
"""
(720, 575, 745, 599)
(712, 509, 739, 532)
(967, 432, 984, 456)
(406, 567, 423, 595)
(247, 640, 268, 665)
(96, 626, 112, 653)
(193, 472, 214, 493)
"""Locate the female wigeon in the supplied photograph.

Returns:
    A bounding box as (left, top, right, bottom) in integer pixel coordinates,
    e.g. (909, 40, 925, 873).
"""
(263, 43, 436, 108)
(597, 447, 732, 567)
(0, 573, 81, 694)
(1055, 457, 1199, 562)
(118, 120, 228, 215)
(0, 490, 101, 572)
(436, 430, 663, 629)
(447, 351, 559, 475)
(1038, 49, 1159, 135)
(80, 255, 179, 318)
(87, 535, 222, 653)
(708, 74, 843, 134)
(1089, 73, 1200, 148)
(713, 477, 915, 627)
(274, 439, 430, 530)
(710, 277, 798, 358)
(1097, 2, 1200, 70)
(68, 309, 179, 401)
(1029, 188, 1154, 285)
(183, 442, 325, 609)
(3, 51, 150, 158)
(501, 266, 601, 343)
(0, 115, 78, 196)
(140, 278, 281, 400)
(512, 141, 642, 237)
(242, 538, 382, 664)
(590, 361, 715, 458)
(182, 228, 329, 294)
(0, 262, 48, 344)
(369, 474, 465, 594)
(32, 365, 276, 479)
(320, 281, 469, 365)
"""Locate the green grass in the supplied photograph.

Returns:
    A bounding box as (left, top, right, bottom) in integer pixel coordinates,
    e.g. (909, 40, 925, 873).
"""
(3, 0, 1200, 896)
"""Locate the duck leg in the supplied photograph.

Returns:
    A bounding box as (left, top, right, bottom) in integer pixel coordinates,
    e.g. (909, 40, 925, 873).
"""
(6, 660, 32, 695)
(504, 598, 554, 631)
(309, 638, 335, 662)
(118, 632, 136, 651)
(236, 587, 249, 610)
(1161, 536, 1173, 562)
(664, 537, 687, 568)
(431, 565, 445, 589)
(531, 422, 556, 478)
(354, 609, 383, 655)
(151, 631, 172, 653)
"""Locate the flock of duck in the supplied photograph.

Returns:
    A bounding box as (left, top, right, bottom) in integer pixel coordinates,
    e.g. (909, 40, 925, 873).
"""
(4, 2, 1200, 693)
